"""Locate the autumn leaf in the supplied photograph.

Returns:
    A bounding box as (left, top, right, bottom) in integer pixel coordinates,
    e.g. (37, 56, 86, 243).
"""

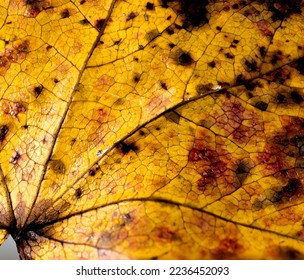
(0, 0, 304, 260)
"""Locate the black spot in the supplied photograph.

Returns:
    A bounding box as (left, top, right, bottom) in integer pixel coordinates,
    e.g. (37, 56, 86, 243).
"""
(176, 51, 194, 66)
(244, 59, 258, 72)
(34, 85, 43, 97)
(276, 93, 286, 104)
(0, 125, 9, 143)
(166, 28, 174, 35)
(262, 0, 302, 21)
(60, 8, 70, 18)
(259, 46, 266, 58)
(126, 12, 137, 21)
(54, 78, 59, 83)
(168, 43, 175, 48)
(271, 179, 302, 204)
(167, 15, 172, 20)
(95, 19, 105, 31)
(139, 130, 145, 136)
(216, 26, 222, 31)
(146, 2, 154, 10)
(80, 0, 86, 4)
(162, 0, 208, 28)
(133, 73, 140, 83)
(114, 39, 121, 45)
(244, 81, 258, 91)
(225, 53, 235, 59)
(235, 161, 250, 185)
(232, 3, 239, 9)
(233, 39, 239, 44)
(280, 247, 304, 260)
(208, 61, 216, 68)
(22, 125, 28, 129)
(88, 169, 96, 176)
(75, 188, 83, 199)
(290, 91, 303, 104)
(296, 57, 304, 75)
(80, 19, 90, 25)
(155, 127, 161, 131)
(46, 45, 52, 51)
(254, 101, 268, 111)
(119, 141, 138, 155)
(270, 54, 280, 65)
(282, 179, 300, 195)
(160, 81, 168, 90)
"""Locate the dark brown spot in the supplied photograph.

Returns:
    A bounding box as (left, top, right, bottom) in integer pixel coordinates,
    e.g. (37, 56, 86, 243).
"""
(167, 15, 172, 20)
(139, 130, 145, 136)
(80, 0, 86, 4)
(235, 161, 250, 185)
(232, 3, 239, 9)
(225, 53, 235, 59)
(244, 58, 258, 72)
(290, 91, 303, 104)
(80, 19, 90, 25)
(166, 28, 174, 35)
(259, 46, 266, 57)
(296, 57, 304, 75)
(160, 81, 168, 90)
(262, 0, 302, 21)
(34, 85, 43, 97)
(270, 54, 280, 65)
(113, 39, 121, 45)
(208, 61, 216, 68)
(254, 101, 268, 111)
(133, 73, 140, 83)
(60, 8, 70, 18)
(276, 93, 286, 104)
(165, 111, 180, 124)
(0, 125, 9, 143)
(280, 247, 304, 260)
(46, 45, 52, 51)
(233, 39, 239, 44)
(119, 141, 138, 155)
(22, 125, 28, 129)
(75, 187, 83, 199)
(146, 2, 154, 10)
(126, 12, 137, 21)
(168, 43, 175, 48)
(88, 169, 96, 176)
(216, 26, 222, 31)
(54, 78, 59, 83)
(50, 160, 66, 174)
(271, 179, 302, 204)
(176, 51, 194, 66)
(95, 19, 105, 31)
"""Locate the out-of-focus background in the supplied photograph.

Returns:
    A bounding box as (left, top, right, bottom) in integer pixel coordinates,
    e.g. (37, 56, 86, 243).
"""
(0, 235, 19, 260)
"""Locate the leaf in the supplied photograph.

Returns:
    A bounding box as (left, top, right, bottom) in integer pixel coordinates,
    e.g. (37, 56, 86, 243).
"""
(0, 0, 304, 259)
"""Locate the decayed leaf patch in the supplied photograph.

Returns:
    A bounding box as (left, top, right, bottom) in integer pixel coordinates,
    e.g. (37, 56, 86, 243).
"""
(0, 0, 304, 259)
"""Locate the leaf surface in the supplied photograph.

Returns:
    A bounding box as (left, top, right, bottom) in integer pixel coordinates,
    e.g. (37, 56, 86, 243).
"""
(0, 0, 304, 259)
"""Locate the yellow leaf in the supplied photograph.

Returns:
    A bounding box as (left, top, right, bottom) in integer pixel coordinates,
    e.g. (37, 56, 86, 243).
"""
(0, 0, 304, 259)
